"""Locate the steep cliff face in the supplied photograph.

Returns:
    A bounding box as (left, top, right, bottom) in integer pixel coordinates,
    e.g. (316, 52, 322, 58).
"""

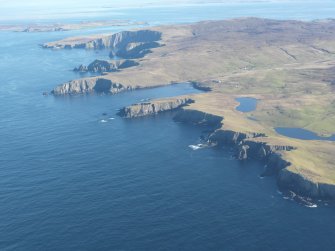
(209, 129, 294, 176)
(43, 30, 162, 59)
(74, 59, 139, 73)
(118, 98, 194, 118)
(119, 105, 335, 201)
(110, 41, 161, 59)
(278, 169, 335, 199)
(173, 109, 223, 128)
(208, 130, 266, 146)
(51, 78, 133, 95)
(174, 109, 335, 200)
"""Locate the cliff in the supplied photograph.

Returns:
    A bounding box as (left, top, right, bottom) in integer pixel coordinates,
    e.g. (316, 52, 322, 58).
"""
(110, 41, 161, 59)
(118, 98, 194, 118)
(173, 108, 335, 201)
(173, 109, 223, 129)
(43, 30, 162, 59)
(74, 59, 139, 73)
(51, 78, 133, 95)
(278, 168, 335, 199)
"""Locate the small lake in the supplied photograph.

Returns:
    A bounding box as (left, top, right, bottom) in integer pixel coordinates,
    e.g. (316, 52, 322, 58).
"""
(275, 127, 335, 141)
(235, 97, 257, 113)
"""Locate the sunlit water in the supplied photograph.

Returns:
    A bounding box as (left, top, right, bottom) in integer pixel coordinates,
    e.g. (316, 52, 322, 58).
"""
(1, 3, 335, 250)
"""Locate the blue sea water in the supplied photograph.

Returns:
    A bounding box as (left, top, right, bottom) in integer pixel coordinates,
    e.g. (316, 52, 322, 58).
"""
(1, 2, 335, 251)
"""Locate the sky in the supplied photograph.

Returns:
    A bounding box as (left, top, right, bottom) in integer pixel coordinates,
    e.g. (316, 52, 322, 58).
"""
(0, 0, 318, 8)
(0, 0, 329, 23)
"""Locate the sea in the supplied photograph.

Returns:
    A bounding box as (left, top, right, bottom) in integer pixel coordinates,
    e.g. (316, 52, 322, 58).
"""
(1, 1, 335, 250)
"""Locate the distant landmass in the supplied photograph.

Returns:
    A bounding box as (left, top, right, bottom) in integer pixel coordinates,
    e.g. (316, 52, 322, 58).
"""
(0, 20, 148, 32)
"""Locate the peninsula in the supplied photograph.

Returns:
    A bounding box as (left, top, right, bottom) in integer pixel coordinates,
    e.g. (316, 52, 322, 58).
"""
(46, 18, 335, 201)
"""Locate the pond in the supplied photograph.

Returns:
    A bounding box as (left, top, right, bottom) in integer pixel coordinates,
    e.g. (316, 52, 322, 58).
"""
(275, 127, 335, 141)
(235, 97, 257, 112)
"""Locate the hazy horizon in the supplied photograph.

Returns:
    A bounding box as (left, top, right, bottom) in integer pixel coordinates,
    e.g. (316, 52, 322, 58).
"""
(0, 0, 331, 22)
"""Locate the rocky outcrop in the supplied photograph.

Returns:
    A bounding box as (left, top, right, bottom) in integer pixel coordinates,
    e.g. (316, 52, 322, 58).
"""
(118, 98, 194, 118)
(74, 59, 139, 73)
(51, 78, 133, 95)
(43, 30, 162, 59)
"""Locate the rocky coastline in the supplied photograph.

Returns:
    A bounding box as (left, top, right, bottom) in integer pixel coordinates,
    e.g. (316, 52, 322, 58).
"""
(118, 102, 335, 203)
(174, 109, 335, 203)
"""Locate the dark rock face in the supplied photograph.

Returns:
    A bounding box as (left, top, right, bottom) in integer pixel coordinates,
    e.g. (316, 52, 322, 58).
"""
(278, 169, 335, 199)
(208, 129, 293, 175)
(118, 98, 194, 118)
(208, 130, 266, 146)
(173, 109, 223, 129)
(93, 79, 113, 93)
(110, 41, 161, 59)
(74, 59, 139, 73)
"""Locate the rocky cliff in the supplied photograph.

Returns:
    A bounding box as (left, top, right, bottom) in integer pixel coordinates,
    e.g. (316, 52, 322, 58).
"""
(173, 109, 223, 129)
(43, 30, 162, 59)
(172, 108, 335, 201)
(74, 59, 139, 73)
(118, 98, 194, 118)
(51, 78, 133, 95)
(110, 41, 161, 59)
(278, 168, 335, 199)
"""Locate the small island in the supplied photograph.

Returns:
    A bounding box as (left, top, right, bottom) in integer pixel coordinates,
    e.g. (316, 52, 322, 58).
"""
(45, 18, 335, 201)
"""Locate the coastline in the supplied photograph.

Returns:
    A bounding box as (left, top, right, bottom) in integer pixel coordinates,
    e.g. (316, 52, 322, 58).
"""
(116, 97, 335, 205)
(44, 18, 335, 203)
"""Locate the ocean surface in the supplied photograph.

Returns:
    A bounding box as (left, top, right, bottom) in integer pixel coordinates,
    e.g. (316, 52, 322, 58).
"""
(1, 2, 335, 250)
